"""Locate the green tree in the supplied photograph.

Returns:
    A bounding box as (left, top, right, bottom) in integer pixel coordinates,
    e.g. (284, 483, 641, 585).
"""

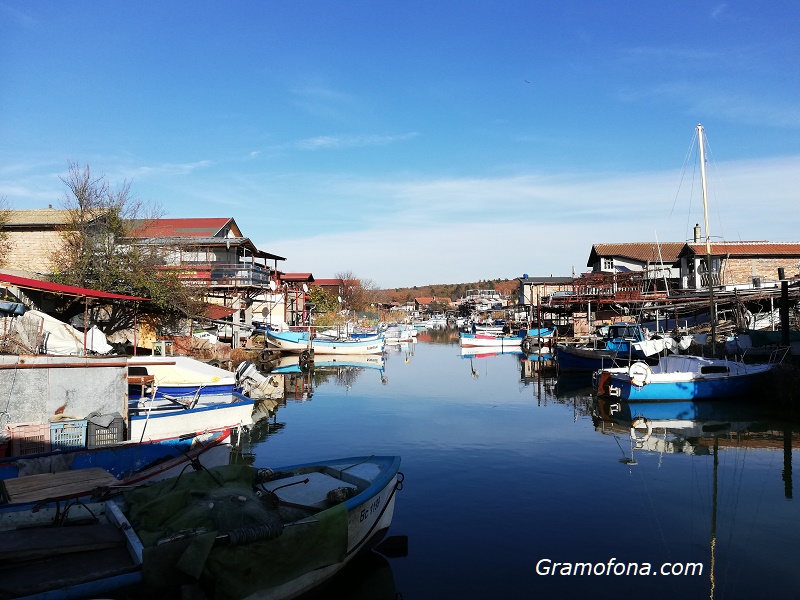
(307, 285, 339, 316)
(50, 162, 203, 336)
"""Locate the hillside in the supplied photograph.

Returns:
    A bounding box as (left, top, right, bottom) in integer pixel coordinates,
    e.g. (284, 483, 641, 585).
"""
(376, 279, 519, 304)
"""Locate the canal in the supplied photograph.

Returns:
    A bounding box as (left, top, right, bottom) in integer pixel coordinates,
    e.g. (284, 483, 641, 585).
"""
(234, 334, 800, 599)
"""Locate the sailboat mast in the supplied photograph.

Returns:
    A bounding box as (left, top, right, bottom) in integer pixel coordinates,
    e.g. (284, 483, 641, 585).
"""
(697, 124, 717, 353)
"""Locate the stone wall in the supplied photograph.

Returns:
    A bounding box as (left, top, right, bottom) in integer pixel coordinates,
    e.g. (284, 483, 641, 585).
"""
(3, 230, 61, 273)
(723, 257, 800, 285)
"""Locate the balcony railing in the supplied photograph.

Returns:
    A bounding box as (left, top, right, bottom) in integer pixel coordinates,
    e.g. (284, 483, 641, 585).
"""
(173, 263, 272, 287)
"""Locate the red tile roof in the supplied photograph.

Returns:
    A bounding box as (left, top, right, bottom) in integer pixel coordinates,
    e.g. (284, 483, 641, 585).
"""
(681, 242, 800, 256)
(588, 243, 686, 266)
(313, 279, 343, 287)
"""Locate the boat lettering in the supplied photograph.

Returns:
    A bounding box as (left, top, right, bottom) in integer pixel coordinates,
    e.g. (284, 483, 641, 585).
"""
(359, 495, 381, 522)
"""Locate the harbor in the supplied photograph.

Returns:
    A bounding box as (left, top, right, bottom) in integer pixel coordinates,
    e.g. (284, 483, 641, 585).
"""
(235, 339, 800, 598)
(3, 4, 800, 596)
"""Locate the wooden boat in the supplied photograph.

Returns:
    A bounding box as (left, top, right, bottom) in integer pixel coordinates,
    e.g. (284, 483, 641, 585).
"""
(266, 330, 384, 355)
(0, 430, 231, 599)
(0, 428, 231, 510)
(594, 355, 776, 401)
(129, 390, 254, 441)
(0, 455, 402, 600)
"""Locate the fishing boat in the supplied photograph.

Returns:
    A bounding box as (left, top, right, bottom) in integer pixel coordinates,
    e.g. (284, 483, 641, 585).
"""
(0, 428, 231, 511)
(459, 332, 524, 349)
(128, 390, 255, 441)
(266, 329, 384, 355)
(555, 322, 657, 372)
(594, 354, 777, 401)
(127, 355, 237, 403)
(0, 455, 403, 600)
(269, 353, 385, 373)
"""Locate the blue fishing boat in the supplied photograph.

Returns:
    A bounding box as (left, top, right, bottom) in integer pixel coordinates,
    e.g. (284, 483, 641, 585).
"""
(594, 355, 776, 401)
(555, 322, 651, 372)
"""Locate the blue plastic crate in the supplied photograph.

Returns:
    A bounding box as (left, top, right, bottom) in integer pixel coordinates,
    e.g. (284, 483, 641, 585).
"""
(50, 420, 87, 451)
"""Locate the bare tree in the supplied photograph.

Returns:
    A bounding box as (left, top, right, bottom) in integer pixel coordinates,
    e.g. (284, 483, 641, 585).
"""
(334, 270, 378, 313)
(51, 162, 202, 336)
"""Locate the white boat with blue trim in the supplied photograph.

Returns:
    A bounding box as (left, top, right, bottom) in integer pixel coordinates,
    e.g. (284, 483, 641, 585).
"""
(266, 329, 384, 355)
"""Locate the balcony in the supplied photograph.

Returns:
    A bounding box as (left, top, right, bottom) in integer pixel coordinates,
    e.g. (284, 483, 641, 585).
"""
(173, 262, 272, 287)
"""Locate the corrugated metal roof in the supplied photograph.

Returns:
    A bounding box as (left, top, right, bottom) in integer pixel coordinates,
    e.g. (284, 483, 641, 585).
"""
(0, 272, 149, 301)
(588, 242, 686, 266)
(682, 242, 800, 256)
(127, 218, 236, 238)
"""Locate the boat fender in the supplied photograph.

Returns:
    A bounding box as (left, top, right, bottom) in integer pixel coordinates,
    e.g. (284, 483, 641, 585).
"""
(628, 362, 651, 387)
(630, 416, 652, 443)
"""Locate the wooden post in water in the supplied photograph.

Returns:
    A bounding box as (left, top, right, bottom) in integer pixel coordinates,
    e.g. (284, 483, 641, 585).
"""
(779, 267, 790, 347)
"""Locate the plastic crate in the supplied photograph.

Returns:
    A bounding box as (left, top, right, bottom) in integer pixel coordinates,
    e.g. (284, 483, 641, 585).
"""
(10, 423, 50, 456)
(87, 416, 125, 449)
(50, 420, 88, 451)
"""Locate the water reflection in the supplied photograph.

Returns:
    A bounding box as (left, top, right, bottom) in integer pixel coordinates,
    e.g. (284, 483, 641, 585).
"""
(226, 343, 800, 599)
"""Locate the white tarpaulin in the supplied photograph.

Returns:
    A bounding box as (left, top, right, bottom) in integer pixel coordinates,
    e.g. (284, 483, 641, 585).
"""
(1, 310, 113, 355)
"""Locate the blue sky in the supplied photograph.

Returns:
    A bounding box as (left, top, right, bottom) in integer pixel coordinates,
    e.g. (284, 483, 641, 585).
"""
(2, 2, 799, 289)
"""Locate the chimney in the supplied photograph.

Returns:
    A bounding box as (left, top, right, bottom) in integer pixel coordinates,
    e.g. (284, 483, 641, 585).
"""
(693, 223, 701, 243)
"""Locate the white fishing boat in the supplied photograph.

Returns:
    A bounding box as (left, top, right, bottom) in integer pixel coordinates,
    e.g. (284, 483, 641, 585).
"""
(266, 330, 384, 355)
(129, 391, 255, 441)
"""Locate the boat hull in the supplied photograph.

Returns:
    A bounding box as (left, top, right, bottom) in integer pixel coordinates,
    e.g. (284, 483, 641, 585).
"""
(459, 333, 523, 348)
(267, 331, 385, 355)
(596, 356, 774, 401)
(555, 344, 624, 372)
(129, 391, 254, 440)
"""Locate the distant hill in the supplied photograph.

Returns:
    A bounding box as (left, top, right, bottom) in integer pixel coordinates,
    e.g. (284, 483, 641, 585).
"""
(376, 279, 519, 303)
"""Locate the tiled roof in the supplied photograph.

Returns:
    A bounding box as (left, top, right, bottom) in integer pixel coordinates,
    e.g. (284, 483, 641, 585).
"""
(313, 279, 343, 286)
(282, 273, 315, 282)
(4, 209, 104, 226)
(127, 218, 236, 238)
(588, 242, 686, 266)
(681, 242, 800, 256)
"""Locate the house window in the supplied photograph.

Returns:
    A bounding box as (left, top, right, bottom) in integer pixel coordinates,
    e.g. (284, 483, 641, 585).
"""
(603, 258, 613, 270)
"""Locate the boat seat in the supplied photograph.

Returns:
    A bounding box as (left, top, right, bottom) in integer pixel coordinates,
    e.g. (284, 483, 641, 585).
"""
(1, 467, 119, 505)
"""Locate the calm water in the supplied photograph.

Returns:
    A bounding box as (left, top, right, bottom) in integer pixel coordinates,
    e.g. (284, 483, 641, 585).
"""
(233, 334, 799, 600)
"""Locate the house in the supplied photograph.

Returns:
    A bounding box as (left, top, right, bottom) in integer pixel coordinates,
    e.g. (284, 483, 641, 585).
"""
(674, 241, 800, 292)
(1, 208, 107, 274)
(126, 218, 287, 345)
(587, 242, 685, 280)
(517, 276, 575, 310)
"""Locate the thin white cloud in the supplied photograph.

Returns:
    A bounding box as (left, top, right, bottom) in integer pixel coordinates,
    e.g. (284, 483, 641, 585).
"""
(295, 132, 418, 150)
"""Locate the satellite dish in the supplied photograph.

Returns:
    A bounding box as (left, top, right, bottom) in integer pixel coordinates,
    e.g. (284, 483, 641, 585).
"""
(269, 280, 277, 292)
(302, 283, 309, 293)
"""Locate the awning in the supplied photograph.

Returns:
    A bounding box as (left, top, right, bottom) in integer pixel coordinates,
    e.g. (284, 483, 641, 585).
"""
(0, 272, 149, 301)
(203, 304, 239, 320)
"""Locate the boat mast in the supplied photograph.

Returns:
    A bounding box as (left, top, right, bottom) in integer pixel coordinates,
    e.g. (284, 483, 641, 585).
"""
(697, 124, 716, 354)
